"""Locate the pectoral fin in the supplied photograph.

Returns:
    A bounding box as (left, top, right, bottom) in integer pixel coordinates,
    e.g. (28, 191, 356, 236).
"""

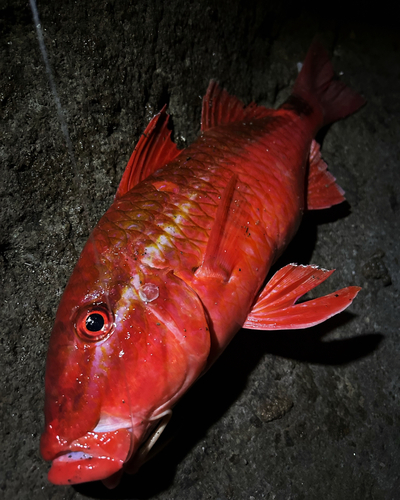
(195, 174, 244, 282)
(243, 264, 361, 330)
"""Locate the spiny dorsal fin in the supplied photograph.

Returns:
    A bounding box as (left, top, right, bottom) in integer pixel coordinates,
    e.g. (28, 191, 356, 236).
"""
(201, 80, 272, 132)
(115, 106, 181, 199)
(307, 139, 346, 210)
(243, 264, 360, 330)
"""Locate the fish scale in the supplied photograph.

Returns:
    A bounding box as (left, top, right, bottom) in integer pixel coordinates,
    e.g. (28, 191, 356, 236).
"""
(102, 167, 264, 279)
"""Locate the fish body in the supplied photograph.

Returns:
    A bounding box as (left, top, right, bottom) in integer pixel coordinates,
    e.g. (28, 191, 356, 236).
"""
(41, 41, 364, 486)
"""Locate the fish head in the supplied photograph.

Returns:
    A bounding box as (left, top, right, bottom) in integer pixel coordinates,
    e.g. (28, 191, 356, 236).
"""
(41, 233, 211, 485)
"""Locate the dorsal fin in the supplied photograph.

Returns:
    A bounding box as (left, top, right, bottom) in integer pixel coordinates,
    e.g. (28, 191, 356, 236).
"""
(201, 80, 272, 132)
(243, 264, 361, 330)
(115, 106, 181, 200)
(195, 174, 245, 282)
(306, 139, 346, 210)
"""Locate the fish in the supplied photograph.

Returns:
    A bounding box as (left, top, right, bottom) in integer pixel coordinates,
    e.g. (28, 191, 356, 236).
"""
(40, 40, 365, 488)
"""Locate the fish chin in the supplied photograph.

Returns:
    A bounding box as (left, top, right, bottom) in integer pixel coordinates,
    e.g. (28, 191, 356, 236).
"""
(46, 428, 133, 485)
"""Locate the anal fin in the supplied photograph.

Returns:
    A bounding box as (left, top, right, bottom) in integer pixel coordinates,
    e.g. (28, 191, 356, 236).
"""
(243, 264, 361, 330)
(307, 139, 346, 210)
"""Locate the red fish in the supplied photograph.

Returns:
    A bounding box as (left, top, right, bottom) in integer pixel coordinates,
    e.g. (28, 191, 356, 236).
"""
(41, 41, 364, 487)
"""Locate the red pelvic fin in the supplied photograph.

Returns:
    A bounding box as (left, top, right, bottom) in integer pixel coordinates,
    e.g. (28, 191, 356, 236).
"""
(292, 39, 366, 126)
(307, 139, 346, 210)
(115, 106, 181, 199)
(195, 174, 244, 282)
(201, 80, 272, 132)
(243, 264, 361, 330)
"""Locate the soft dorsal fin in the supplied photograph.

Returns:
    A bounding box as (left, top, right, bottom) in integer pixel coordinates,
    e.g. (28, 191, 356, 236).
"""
(115, 106, 181, 200)
(201, 80, 272, 132)
(306, 139, 346, 210)
(243, 264, 361, 330)
(195, 174, 243, 282)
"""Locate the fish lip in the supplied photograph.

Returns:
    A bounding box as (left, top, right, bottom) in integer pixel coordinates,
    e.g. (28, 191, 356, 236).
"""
(42, 414, 165, 484)
(48, 449, 126, 485)
(43, 428, 133, 485)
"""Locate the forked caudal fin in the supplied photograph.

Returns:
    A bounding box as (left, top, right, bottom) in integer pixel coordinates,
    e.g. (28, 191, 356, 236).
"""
(243, 264, 361, 330)
(292, 39, 366, 126)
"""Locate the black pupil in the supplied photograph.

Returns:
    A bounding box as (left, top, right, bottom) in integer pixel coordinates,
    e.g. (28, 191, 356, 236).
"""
(86, 313, 105, 332)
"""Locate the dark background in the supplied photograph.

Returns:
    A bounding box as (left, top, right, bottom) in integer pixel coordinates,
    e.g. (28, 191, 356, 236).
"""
(1, 1, 399, 499)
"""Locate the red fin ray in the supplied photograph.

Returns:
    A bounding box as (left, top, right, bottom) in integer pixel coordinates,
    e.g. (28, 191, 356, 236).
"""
(307, 139, 346, 210)
(115, 106, 181, 200)
(201, 80, 272, 132)
(243, 264, 361, 330)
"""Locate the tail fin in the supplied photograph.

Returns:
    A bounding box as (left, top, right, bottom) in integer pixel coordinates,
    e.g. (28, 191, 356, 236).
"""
(293, 40, 366, 126)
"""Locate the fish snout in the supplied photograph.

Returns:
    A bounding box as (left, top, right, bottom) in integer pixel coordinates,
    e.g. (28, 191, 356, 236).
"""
(42, 428, 132, 485)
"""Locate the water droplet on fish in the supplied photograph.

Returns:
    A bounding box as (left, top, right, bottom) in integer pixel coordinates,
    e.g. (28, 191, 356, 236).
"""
(139, 283, 160, 302)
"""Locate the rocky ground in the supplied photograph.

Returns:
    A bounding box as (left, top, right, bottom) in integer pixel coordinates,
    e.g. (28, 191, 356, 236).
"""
(1, 1, 399, 499)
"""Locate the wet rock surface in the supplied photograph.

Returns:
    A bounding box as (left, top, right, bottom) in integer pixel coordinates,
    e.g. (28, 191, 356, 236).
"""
(1, 1, 399, 499)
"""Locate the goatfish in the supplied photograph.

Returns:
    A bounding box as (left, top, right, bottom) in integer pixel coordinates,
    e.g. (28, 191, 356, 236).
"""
(40, 40, 364, 488)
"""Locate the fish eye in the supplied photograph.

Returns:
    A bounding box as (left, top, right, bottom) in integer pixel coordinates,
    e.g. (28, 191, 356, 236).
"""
(76, 305, 114, 342)
(86, 313, 105, 332)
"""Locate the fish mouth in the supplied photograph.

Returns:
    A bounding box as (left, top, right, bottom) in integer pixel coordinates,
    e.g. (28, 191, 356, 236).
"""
(43, 412, 172, 486)
(43, 427, 133, 485)
(49, 448, 126, 485)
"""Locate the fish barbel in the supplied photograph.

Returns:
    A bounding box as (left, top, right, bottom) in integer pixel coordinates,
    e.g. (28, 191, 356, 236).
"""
(41, 40, 364, 487)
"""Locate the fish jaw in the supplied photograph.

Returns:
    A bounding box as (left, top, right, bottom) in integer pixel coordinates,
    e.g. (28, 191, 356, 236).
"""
(44, 428, 132, 485)
(42, 411, 170, 485)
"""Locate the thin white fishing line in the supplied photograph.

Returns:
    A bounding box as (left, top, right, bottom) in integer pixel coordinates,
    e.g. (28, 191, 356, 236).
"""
(29, 0, 76, 169)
